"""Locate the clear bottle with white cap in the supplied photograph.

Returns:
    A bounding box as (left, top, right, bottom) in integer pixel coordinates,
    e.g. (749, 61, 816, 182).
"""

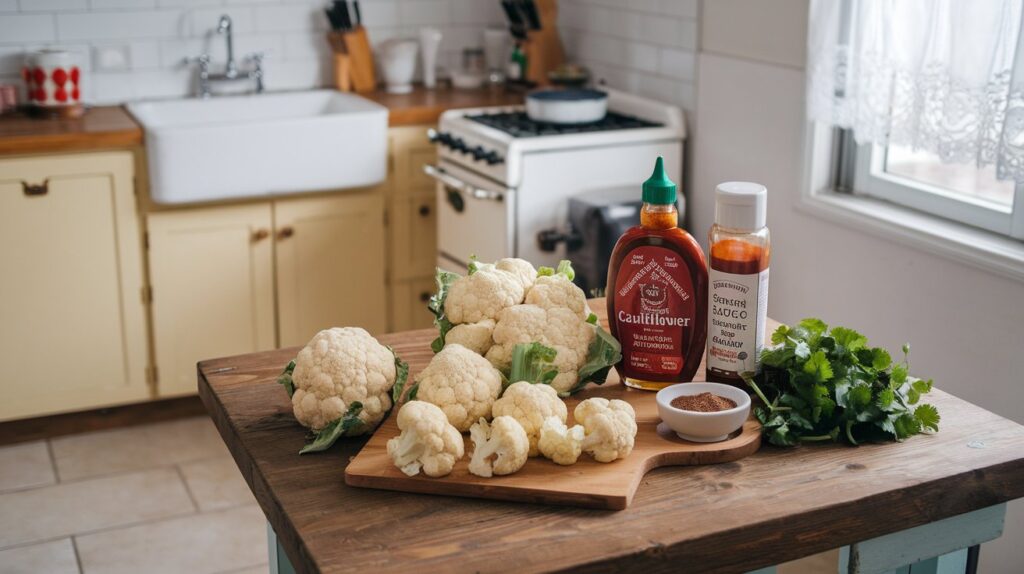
(706, 181, 770, 388)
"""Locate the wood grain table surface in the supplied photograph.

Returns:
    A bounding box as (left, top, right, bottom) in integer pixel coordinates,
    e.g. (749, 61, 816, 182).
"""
(198, 301, 1024, 573)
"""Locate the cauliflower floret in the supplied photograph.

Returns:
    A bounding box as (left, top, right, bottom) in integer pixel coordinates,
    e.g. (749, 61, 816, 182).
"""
(387, 401, 464, 477)
(525, 274, 590, 320)
(486, 305, 596, 394)
(537, 416, 585, 465)
(575, 398, 638, 462)
(445, 265, 525, 324)
(495, 258, 538, 290)
(290, 327, 396, 434)
(492, 381, 567, 456)
(416, 344, 503, 432)
(468, 416, 529, 477)
(444, 319, 495, 355)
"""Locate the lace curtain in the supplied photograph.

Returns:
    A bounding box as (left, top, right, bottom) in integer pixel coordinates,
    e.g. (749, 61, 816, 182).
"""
(806, 0, 1024, 181)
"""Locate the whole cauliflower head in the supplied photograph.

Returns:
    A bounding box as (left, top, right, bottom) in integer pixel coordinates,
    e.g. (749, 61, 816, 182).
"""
(486, 305, 596, 394)
(416, 344, 503, 432)
(468, 416, 529, 477)
(525, 274, 590, 319)
(387, 401, 464, 478)
(445, 265, 525, 325)
(492, 381, 567, 456)
(538, 416, 585, 465)
(575, 398, 638, 463)
(444, 319, 495, 355)
(495, 258, 538, 290)
(291, 327, 396, 434)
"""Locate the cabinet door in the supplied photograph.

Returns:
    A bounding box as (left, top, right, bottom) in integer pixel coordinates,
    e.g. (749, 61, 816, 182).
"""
(0, 152, 149, 420)
(389, 192, 438, 280)
(389, 276, 438, 332)
(148, 204, 275, 397)
(275, 192, 387, 347)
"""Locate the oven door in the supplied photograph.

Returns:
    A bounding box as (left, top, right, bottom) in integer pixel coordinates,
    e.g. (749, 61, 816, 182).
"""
(425, 160, 515, 269)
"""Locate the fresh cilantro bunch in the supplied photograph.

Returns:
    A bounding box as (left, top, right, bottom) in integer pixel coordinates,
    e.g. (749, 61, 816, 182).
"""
(742, 318, 940, 446)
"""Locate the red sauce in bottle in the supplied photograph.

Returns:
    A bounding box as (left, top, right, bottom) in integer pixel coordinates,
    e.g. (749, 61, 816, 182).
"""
(607, 158, 708, 390)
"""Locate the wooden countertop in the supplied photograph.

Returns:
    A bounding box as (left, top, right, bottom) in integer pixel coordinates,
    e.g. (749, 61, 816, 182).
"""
(199, 301, 1024, 573)
(0, 106, 143, 156)
(0, 85, 519, 155)
(364, 84, 524, 126)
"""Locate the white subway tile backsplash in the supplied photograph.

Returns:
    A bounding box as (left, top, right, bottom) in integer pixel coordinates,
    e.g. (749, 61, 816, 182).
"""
(624, 42, 658, 73)
(5, 0, 502, 104)
(660, 0, 698, 19)
(254, 4, 326, 32)
(91, 0, 158, 9)
(0, 14, 56, 43)
(400, 0, 448, 26)
(57, 12, 183, 41)
(20, 0, 88, 11)
(658, 47, 695, 80)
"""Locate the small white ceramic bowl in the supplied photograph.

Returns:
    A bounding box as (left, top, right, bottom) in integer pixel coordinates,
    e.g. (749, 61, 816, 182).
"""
(655, 383, 752, 443)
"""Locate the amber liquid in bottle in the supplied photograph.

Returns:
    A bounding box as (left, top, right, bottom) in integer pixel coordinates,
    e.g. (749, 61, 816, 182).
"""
(607, 203, 709, 390)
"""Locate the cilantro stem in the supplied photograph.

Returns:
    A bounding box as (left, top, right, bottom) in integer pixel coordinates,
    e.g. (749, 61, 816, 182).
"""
(844, 420, 858, 445)
(798, 434, 833, 442)
(744, 376, 774, 412)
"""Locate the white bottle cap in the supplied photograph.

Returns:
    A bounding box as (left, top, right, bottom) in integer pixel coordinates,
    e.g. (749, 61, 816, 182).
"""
(714, 181, 767, 230)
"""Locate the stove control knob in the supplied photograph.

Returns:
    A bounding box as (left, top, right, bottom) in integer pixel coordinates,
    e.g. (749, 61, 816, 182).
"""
(484, 151, 504, 165)
(451, 138, 467, 152)
(471, 146, 487, 161)
(427, 128, 440, 143)
(438, 132, 453, 147)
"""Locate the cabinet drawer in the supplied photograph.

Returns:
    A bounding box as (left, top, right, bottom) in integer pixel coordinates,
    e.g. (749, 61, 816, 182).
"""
(389, 192, 438, 280)
(389, 276, 437, 332)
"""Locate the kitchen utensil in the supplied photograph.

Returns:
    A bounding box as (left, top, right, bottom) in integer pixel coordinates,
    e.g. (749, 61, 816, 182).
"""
(526, 88, 607, 124)
(500, 0, 526, 39)
(23, 49, 84, 117)
(419, 28, 442, 89)
(521, 0, 541, 29)
(346, 380, 761, 510)
(655, 383, 753, 442)
(379, 38, 418, 94)
(483, 28, 508, 74)
(353, 0, 361, 26)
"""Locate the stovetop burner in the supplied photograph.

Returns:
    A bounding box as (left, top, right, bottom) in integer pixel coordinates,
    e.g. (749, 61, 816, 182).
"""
(466, 111, 662, 138)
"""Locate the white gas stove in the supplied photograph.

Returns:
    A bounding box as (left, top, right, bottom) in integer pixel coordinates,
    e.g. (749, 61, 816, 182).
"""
(424, 88, 686, 271)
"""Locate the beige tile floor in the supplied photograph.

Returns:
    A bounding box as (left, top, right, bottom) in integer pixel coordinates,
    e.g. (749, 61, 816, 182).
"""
(0, 417, 268, 574)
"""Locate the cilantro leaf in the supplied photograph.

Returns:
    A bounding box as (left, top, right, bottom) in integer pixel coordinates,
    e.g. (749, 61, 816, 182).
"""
(915, 404, 940, 432)
(803, 350, 833, 382)
(831, 326, 867, 352)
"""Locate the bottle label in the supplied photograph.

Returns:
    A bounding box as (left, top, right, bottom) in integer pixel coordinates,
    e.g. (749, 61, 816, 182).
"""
(707, 268, 769, 376)
(612, 246, 696, 377)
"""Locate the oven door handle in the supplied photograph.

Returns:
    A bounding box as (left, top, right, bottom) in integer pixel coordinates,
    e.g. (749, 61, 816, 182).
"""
(423, 164, 505, 202)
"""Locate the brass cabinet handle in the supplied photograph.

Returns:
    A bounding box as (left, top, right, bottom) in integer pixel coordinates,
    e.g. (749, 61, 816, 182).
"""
(22, 180, 49, 196)
(418, 204, 431, 217)
(251, 228, 270, 242)
(277, 226, 295, 240)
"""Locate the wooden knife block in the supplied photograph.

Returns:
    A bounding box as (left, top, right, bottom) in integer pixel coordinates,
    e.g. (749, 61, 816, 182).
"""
(328, 28, 376, 93)
(524, 0, 564, 86)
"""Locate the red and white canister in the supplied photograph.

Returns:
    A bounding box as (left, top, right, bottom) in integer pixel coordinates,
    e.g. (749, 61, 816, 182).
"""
(22, 49, 82, 110)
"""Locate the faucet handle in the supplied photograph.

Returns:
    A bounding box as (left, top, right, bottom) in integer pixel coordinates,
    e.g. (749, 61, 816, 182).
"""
(183, 54, 211, 70)
(246, 52, 265, 65)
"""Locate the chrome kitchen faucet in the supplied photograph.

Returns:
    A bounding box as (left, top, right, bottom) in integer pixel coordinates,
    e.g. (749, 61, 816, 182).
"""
(184, 14, 264, 98)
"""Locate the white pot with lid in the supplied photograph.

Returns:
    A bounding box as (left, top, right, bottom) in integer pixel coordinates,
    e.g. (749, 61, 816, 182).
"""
(525, 88, 608, 124)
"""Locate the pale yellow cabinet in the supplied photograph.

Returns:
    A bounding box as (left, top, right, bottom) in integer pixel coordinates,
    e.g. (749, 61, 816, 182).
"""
(385, 126, 439, 330)
(147, 190, 386, 396)
(147, 204, 276, 397)
(0, 152, 150, 421)
(276, 192, 386, 347)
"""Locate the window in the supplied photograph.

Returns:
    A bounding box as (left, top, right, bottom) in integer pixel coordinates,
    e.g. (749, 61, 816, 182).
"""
(834, 134, 1024, 239)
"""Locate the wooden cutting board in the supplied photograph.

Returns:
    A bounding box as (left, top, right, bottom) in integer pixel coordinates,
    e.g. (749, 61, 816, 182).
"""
(345, 379, 761, 510)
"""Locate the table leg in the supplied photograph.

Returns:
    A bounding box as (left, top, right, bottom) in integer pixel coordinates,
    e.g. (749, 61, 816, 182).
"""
(267, 522, 297, 574)
(837, 504, 1005, 574)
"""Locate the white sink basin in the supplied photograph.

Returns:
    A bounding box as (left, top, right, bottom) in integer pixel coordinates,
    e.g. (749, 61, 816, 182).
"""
(128, 90, 388, 204)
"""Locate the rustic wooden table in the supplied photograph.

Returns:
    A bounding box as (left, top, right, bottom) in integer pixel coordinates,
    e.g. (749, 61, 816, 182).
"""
(198, 306, 1024, 574)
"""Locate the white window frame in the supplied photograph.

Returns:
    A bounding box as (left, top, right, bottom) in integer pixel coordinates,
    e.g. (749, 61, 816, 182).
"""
(853, 143, 1024, 240)
(799, 122, 1024, 284)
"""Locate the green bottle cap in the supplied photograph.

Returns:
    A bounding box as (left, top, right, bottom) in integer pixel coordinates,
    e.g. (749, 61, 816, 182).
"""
(642, 156, 676, 204)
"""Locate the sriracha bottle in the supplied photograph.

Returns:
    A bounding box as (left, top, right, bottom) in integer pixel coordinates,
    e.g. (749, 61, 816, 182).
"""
(606, 157, 708, 391)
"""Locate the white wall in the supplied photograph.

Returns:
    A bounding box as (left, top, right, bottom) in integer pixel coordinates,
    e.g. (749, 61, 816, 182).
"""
(692, 1, 1024, 572)
(0, 0, 504, 104)
(558, 0, 698, 113)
